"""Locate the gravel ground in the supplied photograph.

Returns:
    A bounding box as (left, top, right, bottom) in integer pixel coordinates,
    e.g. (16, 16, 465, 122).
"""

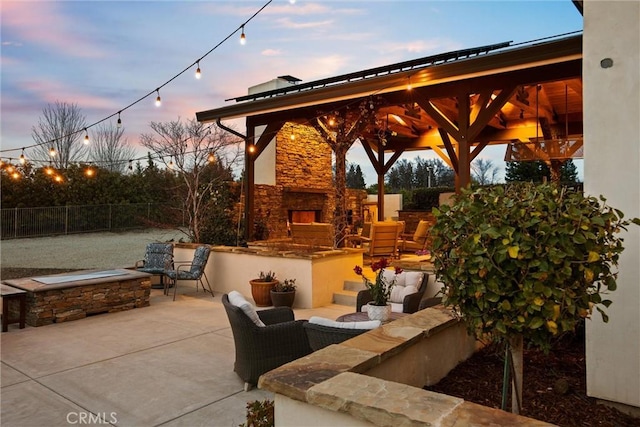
(0, 228, 187, 271)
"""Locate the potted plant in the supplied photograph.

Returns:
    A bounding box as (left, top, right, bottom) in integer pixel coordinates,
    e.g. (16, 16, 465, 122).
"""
(354, 258, 402, 321)
(249, 271, 279, 307)
(270, 278, 297, 308)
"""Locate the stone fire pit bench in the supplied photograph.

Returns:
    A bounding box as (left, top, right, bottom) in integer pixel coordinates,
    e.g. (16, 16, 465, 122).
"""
(3, 269, 152, 326)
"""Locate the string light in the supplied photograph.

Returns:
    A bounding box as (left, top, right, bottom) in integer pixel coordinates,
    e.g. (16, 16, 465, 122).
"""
(85, 165, 95, 177)
(54, 175, 63, 183)
(207, 152, 216, 163)
(168, 157, 174, 169)
(11, 170, 20, 180)
(248, 144, 256, 153)
(240, 25, 246, 45)
(19, 149, 26, 165)
(83, 128, 90, 145)
(6, 164, 14, 173)
(0, 0, 275, 161)
(195, 61, 202, 79)
(49, 147, 57, 157)
(45, 162, 54, 175)
(128, 160, 133, 171)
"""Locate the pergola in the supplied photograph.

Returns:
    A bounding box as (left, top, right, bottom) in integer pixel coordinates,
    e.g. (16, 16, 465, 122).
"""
(196, 33, 582, 238)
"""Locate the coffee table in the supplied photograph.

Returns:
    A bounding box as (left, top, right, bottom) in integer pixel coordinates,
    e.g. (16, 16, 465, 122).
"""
(336, 311, 407, 323)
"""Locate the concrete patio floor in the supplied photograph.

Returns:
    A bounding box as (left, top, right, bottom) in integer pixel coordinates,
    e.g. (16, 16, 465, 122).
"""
(0, 230, 354, 426)
(1, 285, 353, 426)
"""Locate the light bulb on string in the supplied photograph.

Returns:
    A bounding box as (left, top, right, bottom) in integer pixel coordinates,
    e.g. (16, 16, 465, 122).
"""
(248, 144, 256, 153)
(84, 128, 90, 145)
(6, 164, 14, 173)
(49, 147, 56, 157)
(19, 149, 26, 165)
(168, 157, 174, 169)
(45, 162, 54, 176)
(128, 160, 133, 171)
(195, 61, 201, 79)
(54, 175, 63, 183)
(240, 25, 246, 45)
(117, 112, 122, 128)
(11, 171, 20, 180)
(85, 164, 95, 177)
(207, 152, 216, 163)
(155, 89, 162, 107)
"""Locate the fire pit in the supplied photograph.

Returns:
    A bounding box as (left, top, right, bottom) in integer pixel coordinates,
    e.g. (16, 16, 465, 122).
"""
(3, 269, 152, 326)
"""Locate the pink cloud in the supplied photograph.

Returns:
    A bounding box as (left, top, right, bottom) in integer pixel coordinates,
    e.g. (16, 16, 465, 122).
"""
(2, 2, 106, 58)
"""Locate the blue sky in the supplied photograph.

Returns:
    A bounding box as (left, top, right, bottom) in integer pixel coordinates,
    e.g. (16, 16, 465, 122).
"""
(1, 1, 583, 185)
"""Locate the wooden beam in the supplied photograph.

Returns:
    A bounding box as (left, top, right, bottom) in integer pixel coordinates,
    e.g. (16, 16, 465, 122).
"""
(438, 128, 459, 172)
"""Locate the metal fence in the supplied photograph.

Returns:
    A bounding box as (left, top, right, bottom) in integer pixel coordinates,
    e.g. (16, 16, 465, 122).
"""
(1, 203, 171, 239)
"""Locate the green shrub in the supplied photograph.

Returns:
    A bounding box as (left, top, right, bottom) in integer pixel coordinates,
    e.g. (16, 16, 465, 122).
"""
(430, 182, 638, 352)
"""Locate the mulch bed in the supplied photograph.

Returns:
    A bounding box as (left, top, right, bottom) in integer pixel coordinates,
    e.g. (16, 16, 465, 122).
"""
(424, 332, 639, 426)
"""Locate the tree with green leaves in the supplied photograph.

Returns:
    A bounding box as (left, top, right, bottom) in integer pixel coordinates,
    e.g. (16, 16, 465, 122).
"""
(505, 160, 579, 185)
(430, 183, 637, 414)
(346, 163, 366, 189)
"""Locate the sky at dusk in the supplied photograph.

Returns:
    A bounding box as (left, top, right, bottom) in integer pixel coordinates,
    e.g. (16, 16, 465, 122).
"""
(1, 1, 583, 185)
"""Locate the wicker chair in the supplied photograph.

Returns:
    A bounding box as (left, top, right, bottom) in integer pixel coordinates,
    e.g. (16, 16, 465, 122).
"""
(303, 322, 371, 351)
(222, 294, 312, 390)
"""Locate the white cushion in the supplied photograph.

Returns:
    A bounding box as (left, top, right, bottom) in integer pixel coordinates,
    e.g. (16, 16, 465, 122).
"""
(389, 285, 405, 304)
(390, 302, 404, 313)
(228, 291, 265, 327)
(309, 316, 380, 330)
(382, 269, 404, 286)
(404, 272, 424, 289)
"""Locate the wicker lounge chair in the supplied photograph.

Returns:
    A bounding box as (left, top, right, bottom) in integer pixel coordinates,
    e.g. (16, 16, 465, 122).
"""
(304, 319, 377, 351)
(357, 272, 429, 314)
(222, 293, 312, 390)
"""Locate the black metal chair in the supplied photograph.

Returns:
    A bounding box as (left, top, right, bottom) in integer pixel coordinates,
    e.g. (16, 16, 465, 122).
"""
(135, 243, 173, 289)
(165, 245, 212, 300)
(222, 293, 312, 391)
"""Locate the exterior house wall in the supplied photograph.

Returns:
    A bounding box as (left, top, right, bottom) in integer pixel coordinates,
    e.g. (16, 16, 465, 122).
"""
(583, 0, 640, 412)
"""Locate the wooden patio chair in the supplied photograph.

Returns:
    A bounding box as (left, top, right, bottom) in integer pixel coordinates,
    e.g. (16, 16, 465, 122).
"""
(361, 221, 403, 258)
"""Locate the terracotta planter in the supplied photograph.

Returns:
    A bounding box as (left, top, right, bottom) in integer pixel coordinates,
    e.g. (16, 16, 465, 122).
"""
(270, 290, 296, 308)
(367, 302, 391, 322)
(249, 279, 278, 307)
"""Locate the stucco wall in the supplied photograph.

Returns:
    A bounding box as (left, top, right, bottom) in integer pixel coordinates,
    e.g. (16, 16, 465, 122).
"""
(583, 1, 640, 410)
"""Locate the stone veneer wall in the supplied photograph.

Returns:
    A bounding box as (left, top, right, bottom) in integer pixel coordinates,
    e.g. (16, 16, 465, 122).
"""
(24, 279, 151, 326)
(253, 122, 367, 241)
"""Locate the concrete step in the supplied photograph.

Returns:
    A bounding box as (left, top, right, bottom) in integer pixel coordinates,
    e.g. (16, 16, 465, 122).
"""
(343, 280, 366, 292)
(333, 290, 358, 307)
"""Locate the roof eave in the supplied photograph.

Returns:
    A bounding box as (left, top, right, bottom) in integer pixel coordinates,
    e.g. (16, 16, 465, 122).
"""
(196, 34, 582, 124)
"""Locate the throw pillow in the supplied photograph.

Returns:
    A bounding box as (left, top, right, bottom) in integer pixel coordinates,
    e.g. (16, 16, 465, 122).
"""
(404, 272, 424, 290)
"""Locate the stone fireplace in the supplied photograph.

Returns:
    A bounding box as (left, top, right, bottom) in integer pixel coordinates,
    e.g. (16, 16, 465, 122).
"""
(252, 122, 366, 241)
